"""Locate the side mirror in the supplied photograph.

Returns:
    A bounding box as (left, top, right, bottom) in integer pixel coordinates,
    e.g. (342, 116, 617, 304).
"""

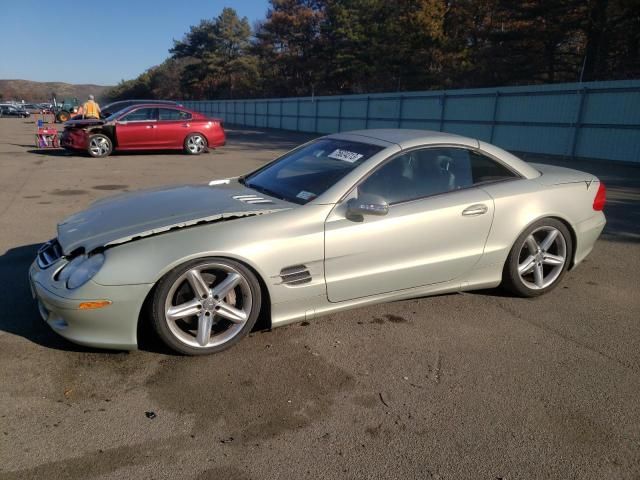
(346, 194, 389, 220)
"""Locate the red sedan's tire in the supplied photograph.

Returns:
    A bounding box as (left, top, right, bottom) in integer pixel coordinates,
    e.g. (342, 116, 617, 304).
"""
(87, 134, 113, 158)
(184, 133, 208, 155)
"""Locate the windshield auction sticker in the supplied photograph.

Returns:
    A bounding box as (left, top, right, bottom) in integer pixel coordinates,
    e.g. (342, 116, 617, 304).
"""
(328, 149, 364, 163)
(296, 190, 316, 201)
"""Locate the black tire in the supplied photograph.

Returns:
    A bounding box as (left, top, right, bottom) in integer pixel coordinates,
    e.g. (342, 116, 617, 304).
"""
(183, 133, 208, 155)
(150, 257, 262, 355)
(56, 110, 70, 122)
(87, 134, 113, 158)
(502, 218, 573, 297)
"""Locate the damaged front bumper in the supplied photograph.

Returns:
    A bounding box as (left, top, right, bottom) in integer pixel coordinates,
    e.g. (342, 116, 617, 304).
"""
(60, 128, 89, 150)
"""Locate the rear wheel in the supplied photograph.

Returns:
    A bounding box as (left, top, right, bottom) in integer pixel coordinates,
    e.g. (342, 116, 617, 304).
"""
(56, 110, 70, 122)
(87, 134, 113, 158)
(151, 257, 262, 355)
(503, 218, 572, 297)
(184, 133, 207, 155)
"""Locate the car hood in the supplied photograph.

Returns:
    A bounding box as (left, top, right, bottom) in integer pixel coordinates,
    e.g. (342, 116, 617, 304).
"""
(64, 118, 106, 128)
(57, 181, 294, 255)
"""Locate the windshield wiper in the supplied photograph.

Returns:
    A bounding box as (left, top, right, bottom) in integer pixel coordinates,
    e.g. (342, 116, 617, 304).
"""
(246, 182, 289, 202)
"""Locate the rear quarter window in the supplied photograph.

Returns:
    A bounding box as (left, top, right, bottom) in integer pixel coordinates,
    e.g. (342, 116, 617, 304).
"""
(159, 109, 192, 121)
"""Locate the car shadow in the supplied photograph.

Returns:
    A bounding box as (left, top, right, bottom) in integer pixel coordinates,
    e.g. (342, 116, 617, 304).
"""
(21, 149, 222, 158)
(0, 243, 110, 353)
(27, 149, 73, 157)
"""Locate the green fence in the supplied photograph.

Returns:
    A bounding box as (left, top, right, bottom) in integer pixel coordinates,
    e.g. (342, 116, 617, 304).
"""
(182, 79, 640, 163)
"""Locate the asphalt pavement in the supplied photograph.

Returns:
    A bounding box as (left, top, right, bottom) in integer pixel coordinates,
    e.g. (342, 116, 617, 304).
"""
(0, 118, 638, 480)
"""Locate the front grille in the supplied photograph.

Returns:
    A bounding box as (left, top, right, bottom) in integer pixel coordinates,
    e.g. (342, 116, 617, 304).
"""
(280, 265, 312, 286)
(37, 239, 63, 269)
(232, 194, 274, 205)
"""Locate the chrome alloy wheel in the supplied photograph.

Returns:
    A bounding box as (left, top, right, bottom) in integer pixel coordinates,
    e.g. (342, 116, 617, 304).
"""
(164, 262, 252, 348)
(89, 137, 110, 156)
(517, 226, 567, 290)
(186, 134, 206, 154)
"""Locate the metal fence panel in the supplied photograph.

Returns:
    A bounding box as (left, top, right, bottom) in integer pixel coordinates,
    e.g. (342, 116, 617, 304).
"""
(182, 79, 640, 163)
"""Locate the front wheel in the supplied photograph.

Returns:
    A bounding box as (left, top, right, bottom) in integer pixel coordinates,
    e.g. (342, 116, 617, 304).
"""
(87, 134, 113, 158)
(503, 218, 573, 297)
(150, 258, 262, 355)
(184, 133, 208, 155)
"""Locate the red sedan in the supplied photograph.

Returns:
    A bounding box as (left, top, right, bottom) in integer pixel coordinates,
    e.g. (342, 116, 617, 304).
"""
(61, 104, 225, 158)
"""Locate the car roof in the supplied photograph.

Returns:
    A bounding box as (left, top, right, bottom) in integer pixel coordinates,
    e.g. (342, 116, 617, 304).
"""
(120, 103, 187, 111)
(326, 128, 540, 179)
(107, 99, 178, 105)
(328, 129, 479, 149)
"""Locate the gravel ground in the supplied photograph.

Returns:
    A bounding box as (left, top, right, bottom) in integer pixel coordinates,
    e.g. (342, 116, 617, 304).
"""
(0, 118, 639, 480)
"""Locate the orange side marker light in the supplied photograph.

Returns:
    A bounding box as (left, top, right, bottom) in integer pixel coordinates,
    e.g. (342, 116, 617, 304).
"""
(78, 300, 112, 310)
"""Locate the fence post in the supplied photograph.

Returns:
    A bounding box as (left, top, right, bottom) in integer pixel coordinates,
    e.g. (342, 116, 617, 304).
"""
(570, 88, 588, 159)
(397, 95, 404, 128)
(296, 98, 300, 131)
(439, 92, 447, 131)
(279, 99, 283, 130)
(489, 91, 500, 143)
(314, 98, 319, 132)
(337, 97, 343, 132)
(224, 101, 228, 123)
(266, 101, 270, 128)
(243, 101, 246, 126)
(365, 96, 371, 129)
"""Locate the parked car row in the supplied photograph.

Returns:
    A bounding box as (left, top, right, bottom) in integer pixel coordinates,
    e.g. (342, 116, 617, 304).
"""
(0, 103, 30, 118)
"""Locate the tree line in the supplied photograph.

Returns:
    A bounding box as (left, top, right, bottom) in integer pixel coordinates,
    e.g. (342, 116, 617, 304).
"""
(106, 0, 640, 102)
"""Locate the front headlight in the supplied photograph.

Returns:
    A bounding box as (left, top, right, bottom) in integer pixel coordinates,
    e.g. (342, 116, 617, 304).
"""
(57, 255, 86, 283)
(60, 254, 105, 289)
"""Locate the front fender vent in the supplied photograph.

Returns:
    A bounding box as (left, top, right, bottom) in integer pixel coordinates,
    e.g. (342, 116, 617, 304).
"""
(280, 265, 312, 286)
(232, 194, 274, 205)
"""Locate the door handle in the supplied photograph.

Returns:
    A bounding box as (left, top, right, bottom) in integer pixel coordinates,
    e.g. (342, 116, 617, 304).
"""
(462, 204, 488, 216)
(145, 125, 156, 129)
(182, 123, 190, 128)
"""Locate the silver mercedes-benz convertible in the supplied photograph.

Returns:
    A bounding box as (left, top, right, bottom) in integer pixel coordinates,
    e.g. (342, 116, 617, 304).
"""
(29, 129, 606, 355)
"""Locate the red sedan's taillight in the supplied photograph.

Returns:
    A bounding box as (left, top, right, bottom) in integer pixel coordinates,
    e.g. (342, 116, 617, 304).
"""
(593, 182, 606, 211)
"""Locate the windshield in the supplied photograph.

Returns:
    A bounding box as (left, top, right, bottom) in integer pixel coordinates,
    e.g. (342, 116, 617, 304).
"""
(105, 107, 134, 122)
(243, 138, 384, 205)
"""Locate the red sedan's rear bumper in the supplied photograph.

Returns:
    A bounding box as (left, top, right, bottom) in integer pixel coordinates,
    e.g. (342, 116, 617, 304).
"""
(204, 122, 226, 148)
(61, 128, 89, 150)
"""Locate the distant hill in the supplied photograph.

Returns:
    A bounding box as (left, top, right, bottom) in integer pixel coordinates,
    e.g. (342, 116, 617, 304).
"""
(0, 79, 112, 103)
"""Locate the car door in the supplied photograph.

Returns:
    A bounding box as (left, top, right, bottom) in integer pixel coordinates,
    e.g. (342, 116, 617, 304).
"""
(324, 146, 507, 303)
(156, 108, 193, 148)
(114, 107, 159, 149)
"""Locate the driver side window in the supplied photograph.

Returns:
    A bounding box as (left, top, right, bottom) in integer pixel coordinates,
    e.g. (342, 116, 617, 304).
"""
(358, 147, 517, 204)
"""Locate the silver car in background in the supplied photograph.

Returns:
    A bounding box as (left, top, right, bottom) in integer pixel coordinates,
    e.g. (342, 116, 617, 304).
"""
(29, 129, 606, 355)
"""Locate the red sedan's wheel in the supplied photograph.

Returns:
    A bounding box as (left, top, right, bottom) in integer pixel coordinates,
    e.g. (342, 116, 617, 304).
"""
(184, 133, 208, 155)
(87, 134, 113, 158)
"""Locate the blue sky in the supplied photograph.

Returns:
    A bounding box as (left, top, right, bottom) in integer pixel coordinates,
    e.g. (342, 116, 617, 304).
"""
(0, 0, 268, 85)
